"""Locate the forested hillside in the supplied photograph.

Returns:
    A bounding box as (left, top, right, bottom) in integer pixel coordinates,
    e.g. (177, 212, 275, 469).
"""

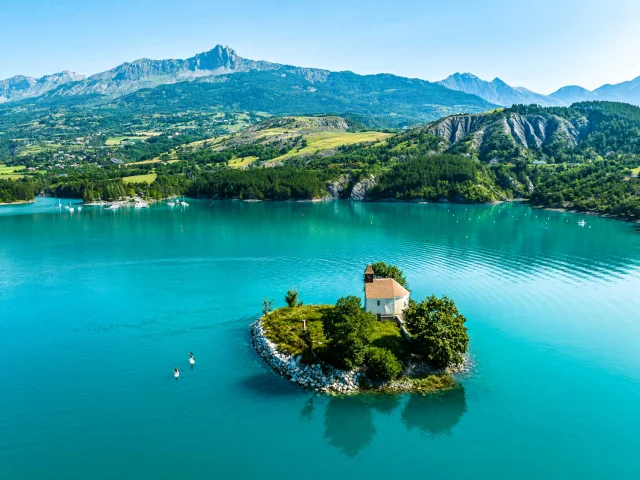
(2, 99, 640, 221)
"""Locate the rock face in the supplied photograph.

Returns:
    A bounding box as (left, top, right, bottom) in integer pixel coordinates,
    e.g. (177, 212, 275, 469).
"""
(425, 111, 587, 154)
(327, 175, 349, 199)
(251, 319, 360, 394)
(350, 176, 376, 201)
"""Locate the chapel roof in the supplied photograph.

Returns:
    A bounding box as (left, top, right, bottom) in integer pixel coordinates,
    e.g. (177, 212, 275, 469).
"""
(365, 278, 410, 299)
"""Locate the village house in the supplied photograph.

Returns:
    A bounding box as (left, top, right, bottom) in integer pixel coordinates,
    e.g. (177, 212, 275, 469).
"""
(363, 264, 410, 319)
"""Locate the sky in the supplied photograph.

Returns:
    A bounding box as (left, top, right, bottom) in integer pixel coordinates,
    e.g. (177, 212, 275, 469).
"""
(2, 0, 640, 94)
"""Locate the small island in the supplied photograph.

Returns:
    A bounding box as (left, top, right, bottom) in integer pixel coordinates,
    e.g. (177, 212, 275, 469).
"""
(252, 263, 470, 395)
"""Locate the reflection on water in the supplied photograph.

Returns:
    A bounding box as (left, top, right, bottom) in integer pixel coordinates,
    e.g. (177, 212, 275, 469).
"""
(300, 396, 315, 421)
(323, 396, 377, 458)
(317, 387, 467, 457)
(401, 387, 467, 437)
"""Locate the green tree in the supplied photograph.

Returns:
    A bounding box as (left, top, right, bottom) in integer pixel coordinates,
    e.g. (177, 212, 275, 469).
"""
(322, 296, 375, 369)
(364, 347, 403, 381)
(404, 295, 469, 369)
(285, 288, 299, 308)
(262, 297, 274, 317)
(371, 262, 409, 289)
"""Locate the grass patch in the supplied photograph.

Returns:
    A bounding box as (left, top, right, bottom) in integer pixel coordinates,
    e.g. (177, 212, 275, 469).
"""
(228, 156, 258, 168)
(376, 375, 457, 394)
(631, 167, 640, 175)
(0, 164, 26, 174)
(262, 305, 332, 358)
(267, 131, 391, 164)
(122, 173, 157, 184)
(106, 136, 151, 146)
(261, 305, 410, 363)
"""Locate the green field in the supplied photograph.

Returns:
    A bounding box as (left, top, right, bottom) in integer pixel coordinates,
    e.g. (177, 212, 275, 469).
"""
(0, 164, 26, 174)
(106, 136, 152, 146)
(0, 164, 26, 180)
(228, 156, 258, 168)
(16, 145, 61, 157)
(632, 167, 640, 175)
(267, 131, 391, 164)
(122, 173, 157, 184)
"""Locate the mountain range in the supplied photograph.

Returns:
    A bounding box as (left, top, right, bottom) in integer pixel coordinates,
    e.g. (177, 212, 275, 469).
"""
(438, 72, 640, 108)
(0, 45, 495, 127)
(2, 45, 640, 122)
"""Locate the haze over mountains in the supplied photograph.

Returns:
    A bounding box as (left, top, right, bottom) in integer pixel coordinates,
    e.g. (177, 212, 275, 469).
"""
(2, 44, 640, 122)
(438, 72, 640, 108)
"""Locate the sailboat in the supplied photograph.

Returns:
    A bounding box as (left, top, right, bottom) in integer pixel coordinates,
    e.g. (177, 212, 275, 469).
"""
(68, 203, 74, 213)
(56, 199, 62, 210)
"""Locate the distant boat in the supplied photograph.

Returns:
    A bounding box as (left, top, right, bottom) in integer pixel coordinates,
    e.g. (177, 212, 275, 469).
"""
(77, 206, 82, 212)
(167, 201, 176, 207)
(107, 204, 120, 210)
(56, 199, 62, 210)
(69, 203, 74, 213)
(189, 352, 195, 365)
(134, 201, 148, 209)
(578, 220, 587, 227)
(180, 201, 189, 207)
(174, 368, 180, 379)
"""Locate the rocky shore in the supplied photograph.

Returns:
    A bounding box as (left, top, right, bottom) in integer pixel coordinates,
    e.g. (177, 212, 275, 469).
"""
(251, 318, 361, 394)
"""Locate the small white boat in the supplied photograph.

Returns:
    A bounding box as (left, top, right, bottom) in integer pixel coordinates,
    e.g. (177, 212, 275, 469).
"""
(180, 201, 189, 207)
(134, 201, 148, 209)
(69, 206, 74, 213)
(167, 201, 176, 207)
(189, 352, 195, 365)
(174, 369, 180, 379)
(107, 204, 120, 210)
(578, 220, 587, 227)
(77, 206, 82, 212)
(56, 200, 62, 210)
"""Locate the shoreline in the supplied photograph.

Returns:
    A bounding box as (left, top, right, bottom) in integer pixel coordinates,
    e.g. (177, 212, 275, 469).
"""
(0, 199, 35, 206)
(30, 194, 640, 224)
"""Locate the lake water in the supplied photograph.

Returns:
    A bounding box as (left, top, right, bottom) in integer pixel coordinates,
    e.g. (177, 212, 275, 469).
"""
(1, 198, 640, 479)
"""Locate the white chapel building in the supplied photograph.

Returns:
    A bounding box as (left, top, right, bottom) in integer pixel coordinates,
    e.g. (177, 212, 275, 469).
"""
(363, 264, 410, 318)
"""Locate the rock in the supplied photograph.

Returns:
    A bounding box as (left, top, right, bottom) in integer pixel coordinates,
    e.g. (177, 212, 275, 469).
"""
(349, 176, 376, 201)
(327, 175, 349, 199)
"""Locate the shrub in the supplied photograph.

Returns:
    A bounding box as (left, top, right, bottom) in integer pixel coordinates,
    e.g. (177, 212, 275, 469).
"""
(365, 347, 403, 381)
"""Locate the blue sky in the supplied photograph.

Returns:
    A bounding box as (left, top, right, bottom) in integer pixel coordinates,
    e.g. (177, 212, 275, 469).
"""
(2, 0, 639, 93)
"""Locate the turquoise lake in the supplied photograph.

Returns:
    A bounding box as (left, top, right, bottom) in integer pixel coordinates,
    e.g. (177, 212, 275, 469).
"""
(1, 198, 640, 479)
